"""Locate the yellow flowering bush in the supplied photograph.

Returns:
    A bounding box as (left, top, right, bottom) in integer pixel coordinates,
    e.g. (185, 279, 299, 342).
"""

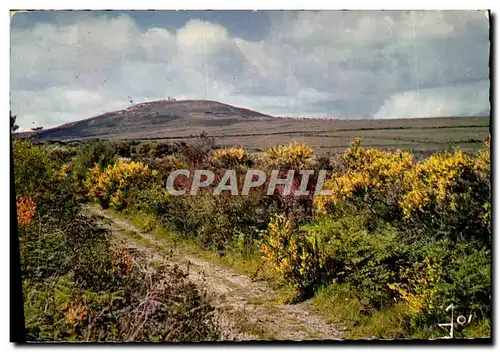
(263, 141, 314, 170)
(259, 214, 321, 301)
(314, 138, 491, 243)
(396, 141, 490, 246)
(388, 257, 444, 316)
(210, 147, 251, 168)
(399, 149, 474, 216)
(85, 160, 158, 210)
(474, 140, 491, 230)
(474, 139, 490, 180)
(315, 138, 414, 215)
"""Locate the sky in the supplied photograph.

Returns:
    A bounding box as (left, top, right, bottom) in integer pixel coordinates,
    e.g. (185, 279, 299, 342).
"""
(10, 10, 491, 130)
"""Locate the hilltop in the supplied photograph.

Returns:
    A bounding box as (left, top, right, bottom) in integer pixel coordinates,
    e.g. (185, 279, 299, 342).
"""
(28, 99, 274, 141)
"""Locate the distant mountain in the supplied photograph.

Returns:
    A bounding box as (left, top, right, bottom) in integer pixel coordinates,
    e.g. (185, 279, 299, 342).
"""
(27, 99, 275, 141)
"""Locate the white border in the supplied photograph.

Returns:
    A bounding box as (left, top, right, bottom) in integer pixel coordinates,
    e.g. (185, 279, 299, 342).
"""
(3, 1, 497, 10)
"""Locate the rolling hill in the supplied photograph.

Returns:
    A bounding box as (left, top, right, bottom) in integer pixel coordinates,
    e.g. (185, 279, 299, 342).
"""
(17, 99, 490, 155)
(29, 99, 274, 141)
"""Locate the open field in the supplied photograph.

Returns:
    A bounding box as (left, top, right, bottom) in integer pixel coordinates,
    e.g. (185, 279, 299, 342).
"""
(213, 122, 490, 155)
(144, 116, 490, 155)
(118, 116, 490, 155)
(30, 115, 490, 155)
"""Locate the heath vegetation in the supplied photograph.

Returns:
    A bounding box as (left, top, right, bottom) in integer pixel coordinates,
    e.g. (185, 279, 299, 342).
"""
(13, 133, 491, 340)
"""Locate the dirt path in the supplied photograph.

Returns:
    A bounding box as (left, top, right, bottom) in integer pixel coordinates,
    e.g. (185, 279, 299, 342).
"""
(87, 205, 345, 341)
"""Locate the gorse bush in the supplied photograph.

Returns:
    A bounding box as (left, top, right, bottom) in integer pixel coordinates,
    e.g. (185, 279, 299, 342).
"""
(388, 256, 444, 316)
(314, 139, 491, 242)
(474, 140, 491, 234)
(387, 239, 491, 332)
(210, 147, 252, 169)
(398, 143, 491, 248)
(259, 215, 321, 301)
(259, 214, 406, 305)
(400, 149, 474, 215)
(315, 138, 414, 220)
(85, 160, 158, 210)
(257, 141, 318, 221)
(263, 141, 314, 170)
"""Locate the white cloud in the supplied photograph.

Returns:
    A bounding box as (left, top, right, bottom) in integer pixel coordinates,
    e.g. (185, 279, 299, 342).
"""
(176, 19, 229, 50)
(374, 80, 490, 118)
(10, 10, 490, 129)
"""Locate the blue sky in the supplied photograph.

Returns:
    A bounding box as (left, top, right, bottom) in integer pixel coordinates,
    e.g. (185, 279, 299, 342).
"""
(10, 10, 490, 129)
(11, 10, 273, 40)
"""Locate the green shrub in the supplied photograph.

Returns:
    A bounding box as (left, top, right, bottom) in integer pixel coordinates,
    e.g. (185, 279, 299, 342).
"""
(147, 155, 190, 183)
(48, 146, 77, 165)
(154, 142, 178, 158)
(12, 140, 55, 199)
(161, 193, 267, 254)
(301, 216, 405, 306)
(71, 141, 118, 198)
(114, 140, 134, 158)
(134, 141, 156, 157)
